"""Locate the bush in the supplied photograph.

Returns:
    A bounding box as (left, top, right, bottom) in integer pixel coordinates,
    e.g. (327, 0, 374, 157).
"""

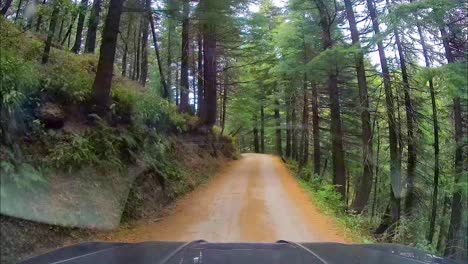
(296, 172, 374, 243)
(134, 92, 186, 132)
(0, 50, 40, 144)
(41, 53, 96, 103)
(47, 123, 138, 172)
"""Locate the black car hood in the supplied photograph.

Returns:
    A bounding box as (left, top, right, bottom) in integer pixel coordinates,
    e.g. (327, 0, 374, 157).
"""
(20, 241, 458, 264)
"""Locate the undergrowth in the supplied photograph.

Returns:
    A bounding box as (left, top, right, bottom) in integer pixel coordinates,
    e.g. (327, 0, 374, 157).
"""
(287, 161, 375, 244)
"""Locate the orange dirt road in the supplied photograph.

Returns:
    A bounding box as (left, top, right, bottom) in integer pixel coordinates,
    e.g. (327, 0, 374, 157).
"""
(101, 154, 348, 243)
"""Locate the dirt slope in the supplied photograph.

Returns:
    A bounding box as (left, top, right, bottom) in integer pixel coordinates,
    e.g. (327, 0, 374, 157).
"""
(100, 154, 348, 243)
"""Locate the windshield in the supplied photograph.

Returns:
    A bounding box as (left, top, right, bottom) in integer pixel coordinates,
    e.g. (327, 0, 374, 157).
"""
(0, 0, 466, 263)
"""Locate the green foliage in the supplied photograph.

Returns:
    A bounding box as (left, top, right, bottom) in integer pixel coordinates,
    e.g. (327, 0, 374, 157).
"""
(133, 92, 187, 131)
(297, 178, 374, 244)
(41, 53, 96, 103)
(47, 124, 137, 172)
(0, 51, 40, 113)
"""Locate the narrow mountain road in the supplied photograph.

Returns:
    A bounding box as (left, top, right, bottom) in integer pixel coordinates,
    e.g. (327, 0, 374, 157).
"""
(101, 154, 348, 243)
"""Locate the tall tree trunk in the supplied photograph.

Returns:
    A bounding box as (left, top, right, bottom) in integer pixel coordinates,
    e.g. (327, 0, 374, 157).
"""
(60, 12, 78, 46)
(135, 20, 141, 80)
(221, 75, 228, 134)
(14, 0, 23, 21)
(202, 26, 217, 128)
(84, 0, 102, 53)
(286, 97, 292, 159)
(253, 127, 260, 153)
(35, 0, 47, 32)
(440, 26, 465, 259)
(300, 80, 309, 166)
(311, 83, 321, 175)
(166, 9, 174, 101)
(366, 0, 401, 235)
(196, 33, 204, 117)
(300, 20, 309, 166)
(57, 15, 65, 41)
(71, 0, 89, 54)
(371, 123, 381, 219)
(1, 0, 14, 16)
(274, 96, 282, 156)
(139, 0, 149, 86)
(178, 0, 190, 112)
(175, 62, 179, 105)
(315, 0, 346, 197)
(191, 39, 197, 111)
(91, 0, 125, 118)
(409, 4, 440, 242)
(344, 0, 374, 213)
(444, 96, 464, 259)
(291, 95, 298, 161)
(388, 3, 417, 217)
(121, 22, 131, 77)
(260, 104, 265, 153)
(437, 196, 450, 254)
(41, 0, 59, 64)
(149, 12, 169, 98)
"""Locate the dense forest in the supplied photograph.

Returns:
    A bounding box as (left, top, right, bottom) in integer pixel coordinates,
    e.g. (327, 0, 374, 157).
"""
(0, 0, 466, 261)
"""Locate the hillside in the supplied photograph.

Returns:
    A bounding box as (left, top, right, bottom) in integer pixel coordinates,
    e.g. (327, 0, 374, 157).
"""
(0, 18, 235, 263)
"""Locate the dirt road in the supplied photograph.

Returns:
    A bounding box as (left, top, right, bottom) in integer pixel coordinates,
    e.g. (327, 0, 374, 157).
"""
(102, 154, 348, 243)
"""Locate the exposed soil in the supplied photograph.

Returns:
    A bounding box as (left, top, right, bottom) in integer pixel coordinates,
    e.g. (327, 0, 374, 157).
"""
(98, 154, 348, 243)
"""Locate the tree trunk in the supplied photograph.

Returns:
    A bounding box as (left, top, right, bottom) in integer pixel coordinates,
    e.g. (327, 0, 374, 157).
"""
(202, 26, 217, 128)
(371, 123, 381, 219)
(71, 0, 89, 54)
(57, 15, 65, 41)
(389, 7, 417, 217)
(191, 40, 197, 112)
(260, 104, 265, 153)
(175, 62, 179, 105)
(437, 196, 450, 254)
(149, 12, 169, 98)
(196, 33, 204, 117)
(410, 7, 439, 242)
(166, 11, 174, 101)
(84, 0, 102, 53)
(253, 127, 260, 153)
(440, 26, 465, 260)
(135, 21, 141, 80)
(91, 0, 125, 118)
(444, 96, 464, 259)
(14, 0, 23, 21)
(178, 0, 190, 113)
(1, 0, 14, 16)
(365, 0, 401, 234)
(274, 97, 282, 157)
(121, 22, 131, 77)
(311, 83, 321, 175)
(286, 97, 292, 159)
(221, 76, 228, 134)
(315, 0, 346, 197)
(300, 80, 309, 166)
(344, 0, 374, 213)
(60, 12, 78, 46)
(140, 1, 149, 86)
(35, 0, 47, 32)
(291, 95, 298, 161)
(41, 0, 59, 64)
